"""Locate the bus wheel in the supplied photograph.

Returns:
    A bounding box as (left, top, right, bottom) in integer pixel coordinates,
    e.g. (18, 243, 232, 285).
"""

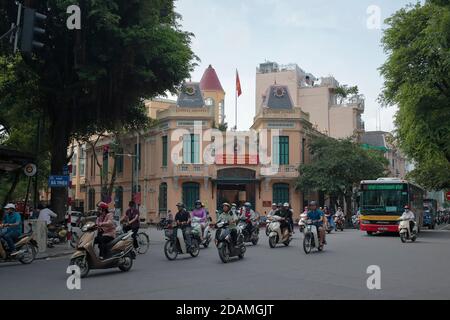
(366, 231, 373, 236)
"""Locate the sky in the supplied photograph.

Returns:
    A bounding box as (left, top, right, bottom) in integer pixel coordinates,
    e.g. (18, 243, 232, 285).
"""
(174, 0, 415, 132)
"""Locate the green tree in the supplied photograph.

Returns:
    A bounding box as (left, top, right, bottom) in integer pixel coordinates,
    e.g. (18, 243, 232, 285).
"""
(1, 1, 197, 218)
(334, 85, 359, 104)
(379, 0, 450, 189)
(297, 136, 388, 216)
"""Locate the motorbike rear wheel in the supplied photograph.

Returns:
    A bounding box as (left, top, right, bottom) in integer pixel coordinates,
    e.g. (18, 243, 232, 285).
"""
(303, 233, 312, 254)
(18, 244, 37, 264)
(164, 241, 178, 260)
(70, 255, 89, 278)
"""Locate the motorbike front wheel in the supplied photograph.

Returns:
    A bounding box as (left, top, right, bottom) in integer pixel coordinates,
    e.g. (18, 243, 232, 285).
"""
(164, 241, 178, 260)
(190, 240, 200, 258)
(70, 255, 89, 278)
(265, 226, 270, 237)
(268, 235, 277, 248)
(400, 233, 407, 243)
(18, 244, 37, 264)
(118, 253, 133, 272)
(303, 233, 312, 254)
(218, 244, 230, 263)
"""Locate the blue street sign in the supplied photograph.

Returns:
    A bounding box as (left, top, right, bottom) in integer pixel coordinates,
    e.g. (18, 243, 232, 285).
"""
(48, 175, 70, 188)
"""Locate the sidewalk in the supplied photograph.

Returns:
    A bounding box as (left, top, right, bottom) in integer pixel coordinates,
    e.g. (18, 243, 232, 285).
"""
(36, 243, 74, 260)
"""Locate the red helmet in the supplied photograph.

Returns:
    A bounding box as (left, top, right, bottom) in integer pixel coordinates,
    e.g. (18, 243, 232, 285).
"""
(404, 205, 410, 209)
(97, 202, 109, 210)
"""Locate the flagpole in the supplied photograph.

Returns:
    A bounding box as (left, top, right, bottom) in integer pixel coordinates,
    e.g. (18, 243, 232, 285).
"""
(235, 69, 238, 131)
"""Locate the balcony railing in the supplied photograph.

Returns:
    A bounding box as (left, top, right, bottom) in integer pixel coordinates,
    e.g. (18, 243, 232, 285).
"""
(261, 165, 298, 177)
(173, 164, 207, 176)
(215, 154, 259, 165)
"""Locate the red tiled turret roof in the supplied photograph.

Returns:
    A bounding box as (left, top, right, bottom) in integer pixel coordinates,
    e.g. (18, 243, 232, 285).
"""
(200, 65, 224, 92)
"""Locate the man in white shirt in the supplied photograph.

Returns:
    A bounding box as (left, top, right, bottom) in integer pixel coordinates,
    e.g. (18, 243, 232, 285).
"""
(400, 205, 416, 232)
(37, 205, 57, 225)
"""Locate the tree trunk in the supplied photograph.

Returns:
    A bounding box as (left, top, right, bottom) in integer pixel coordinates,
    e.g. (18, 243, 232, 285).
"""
(3, 170, 21, 206)
(49, 109, 71, 221)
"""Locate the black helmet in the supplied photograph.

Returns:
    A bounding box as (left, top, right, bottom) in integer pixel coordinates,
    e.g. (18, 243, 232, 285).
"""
(176, 202, 185, 208)
(277, 203, 283, 208)
(195, 200, 202, 206)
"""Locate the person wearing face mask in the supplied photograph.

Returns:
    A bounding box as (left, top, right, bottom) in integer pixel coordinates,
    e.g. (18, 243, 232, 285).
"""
(191, 200, 207, 241)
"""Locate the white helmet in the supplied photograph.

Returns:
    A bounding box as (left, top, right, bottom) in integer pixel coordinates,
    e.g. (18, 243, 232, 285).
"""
(283, 202, 290, 207)
(4, 203, 15, 210)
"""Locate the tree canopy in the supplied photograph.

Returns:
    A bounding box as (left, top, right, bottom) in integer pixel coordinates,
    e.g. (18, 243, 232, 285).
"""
(0, 0, 198, 217)
(379, 0, 450, 190)
(297, 136, 388, 212)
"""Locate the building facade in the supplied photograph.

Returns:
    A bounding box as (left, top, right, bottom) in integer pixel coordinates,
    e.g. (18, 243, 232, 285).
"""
(70, 63, 366, 222)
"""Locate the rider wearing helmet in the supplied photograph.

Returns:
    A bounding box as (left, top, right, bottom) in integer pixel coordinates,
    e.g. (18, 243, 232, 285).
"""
(0, 204, 22, 255)
(306, 201, 326, 247)
(95, 202, 116, 259)
(191, 200, 207, 240)
(218, 203, 239, 244)
(175, 202, 192, 250)
(274, 203, 292, 234)
(400, 205, 416, 232)
(239, 202, 257, 236)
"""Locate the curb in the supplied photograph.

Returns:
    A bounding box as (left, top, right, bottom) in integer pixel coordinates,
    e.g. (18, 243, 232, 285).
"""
(36, 250, 74, 260)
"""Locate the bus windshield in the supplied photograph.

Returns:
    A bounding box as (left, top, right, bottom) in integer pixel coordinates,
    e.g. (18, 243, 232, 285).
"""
(361, 185, 408, 215)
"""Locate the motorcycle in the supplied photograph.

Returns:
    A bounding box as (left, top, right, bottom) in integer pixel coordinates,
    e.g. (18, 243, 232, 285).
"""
(267, 215, 292, 248)
(69, 221, 136, 278)
(191, 217, 212, 248)
(325, 214, 334, 234)
(352, 214, 360, 229)
(237, 219, 259, 245)
(47, 223, 68, 247)
(0, 223, 38, 264)
(398, 218, 418, 243)
(215, 220, 245, 263)
(163, 223, 200, 260)
(303, 220, 324, 254)
(298, 213, 308, 233)
(334, 216, 345, 232)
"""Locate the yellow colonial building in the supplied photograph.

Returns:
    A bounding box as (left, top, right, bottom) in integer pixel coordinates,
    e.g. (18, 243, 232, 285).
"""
(69, 63, 366, 222)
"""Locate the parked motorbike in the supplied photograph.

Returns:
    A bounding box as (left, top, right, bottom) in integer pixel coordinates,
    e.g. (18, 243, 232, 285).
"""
(237, 219, 259, 245)
(334, 216, 345, 232)
(303, 220, 324, 254)
(267, 215, 292, 248)
(164, 224, 200, 260)
(298, 212, 308, 233)
(398, 218, 418, 243)
(191, 217, 212, 248)
(215, 220, 245, 263)
(69, 221, 136, 278)
(47, 223, 68, 247)
(0, 223, 38, 264)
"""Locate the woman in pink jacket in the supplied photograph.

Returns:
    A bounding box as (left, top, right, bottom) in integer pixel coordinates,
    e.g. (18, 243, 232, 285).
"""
(96, 202, 116, 259)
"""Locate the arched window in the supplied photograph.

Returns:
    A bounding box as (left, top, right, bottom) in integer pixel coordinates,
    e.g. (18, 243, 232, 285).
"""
(205, 97, 215, 107)
(88, 188, 96, 210)
(159, 183, 168, 215)
(273, 183, 290, 205)
(182, 182, 200, 211)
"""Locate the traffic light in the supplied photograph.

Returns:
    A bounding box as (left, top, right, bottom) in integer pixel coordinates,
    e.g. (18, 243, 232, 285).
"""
(20, 7, 47, 53)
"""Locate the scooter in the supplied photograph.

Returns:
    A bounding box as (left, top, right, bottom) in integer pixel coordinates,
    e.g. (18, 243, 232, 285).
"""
(267, 215, 292, 248)
(237, 219, 259, 245)
(215, 221, 245, 263)
(0, 223, 38, 264)
(398, 218, 418, 243)
(334, 216, 345, 232)
(69, 221, 136, 278)
(164, 223, 200, 260)
(191, 217, 212, 248)
(325, 214, 334, 234)
(303, 220, 324, 254)
(298, 213, 308, 233)
(352, 214, 360, 229)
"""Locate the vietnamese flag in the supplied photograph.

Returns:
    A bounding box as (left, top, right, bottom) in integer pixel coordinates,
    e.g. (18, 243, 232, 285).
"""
(236, 70, 242, 97)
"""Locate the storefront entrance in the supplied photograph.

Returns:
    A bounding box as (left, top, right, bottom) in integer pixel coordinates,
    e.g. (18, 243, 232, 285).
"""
(215, 168, 257, 210)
